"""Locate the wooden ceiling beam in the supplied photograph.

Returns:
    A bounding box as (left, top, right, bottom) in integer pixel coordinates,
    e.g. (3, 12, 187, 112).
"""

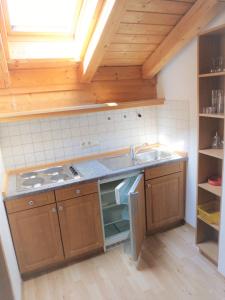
(0, 0, 10, 88)
(0, 0, 9, 59)
(142, 0, 225, 79)
(79, 0, 128, 83)
(0, 35, 10, 88)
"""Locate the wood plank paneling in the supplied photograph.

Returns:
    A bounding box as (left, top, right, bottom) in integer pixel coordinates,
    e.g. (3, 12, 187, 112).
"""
(103, 51, 150, 60)
(9, 66, 80, 89)
(98, 0, 197, 66)
(126, 0, 193, 14)
(142, 0, 225, 78)
(0, 66, 158, 120)
(122, 11, 182, 26)
(93, 66, 142, 81)
(0, 99, 164, 122)
(93, 78, 156, 103)
(118, 23, 173, 35)
(8, 59, 78, 70)
(101, 58, 146, 66)
(112, 34, 164, 44)
(109, 43, 157, 52)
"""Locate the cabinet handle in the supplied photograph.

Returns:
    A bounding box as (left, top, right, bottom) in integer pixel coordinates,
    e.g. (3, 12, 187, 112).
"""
(75, 189, 81, 195)
(58, 206, 63, 211)
(28, 200, 34, 206)
(52, 207, 57, 213)
(146, 184, 151, 189)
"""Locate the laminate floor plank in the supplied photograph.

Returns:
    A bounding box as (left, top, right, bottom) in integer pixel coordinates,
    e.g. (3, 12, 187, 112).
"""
(23, 225, 225, 300)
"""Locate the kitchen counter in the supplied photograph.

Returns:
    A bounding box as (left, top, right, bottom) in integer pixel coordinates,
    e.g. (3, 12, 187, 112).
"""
(4, 147, 187, 201)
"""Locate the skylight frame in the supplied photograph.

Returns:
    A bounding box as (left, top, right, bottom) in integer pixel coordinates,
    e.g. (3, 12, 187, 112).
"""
(2, 0, 83, 39)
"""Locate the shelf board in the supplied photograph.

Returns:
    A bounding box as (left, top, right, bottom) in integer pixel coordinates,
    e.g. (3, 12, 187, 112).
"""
(103, 203, 128, 210)
(199, 113, 224, 119)
(199, 71, 225, 78)
(104, 218, 129, 227)
(199, 148, 224, 159)
(198, 183, 222, 197)
(197, 215, 219, 231)
(198, 240, 218, 265)
(0, 99, 165, 122)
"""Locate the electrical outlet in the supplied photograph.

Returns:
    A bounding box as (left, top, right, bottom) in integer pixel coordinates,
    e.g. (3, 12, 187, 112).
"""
(80, 139, 100, 148)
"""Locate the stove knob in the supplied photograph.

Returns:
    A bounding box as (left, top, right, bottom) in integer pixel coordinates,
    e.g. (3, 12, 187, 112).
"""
(28, 200, 34, 206)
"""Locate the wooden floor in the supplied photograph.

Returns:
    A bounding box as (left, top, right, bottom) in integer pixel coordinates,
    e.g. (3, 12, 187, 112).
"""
(23, 225, 225, 300)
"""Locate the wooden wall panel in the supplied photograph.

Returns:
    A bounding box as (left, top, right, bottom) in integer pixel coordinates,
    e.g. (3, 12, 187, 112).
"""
(0, 66, 157, 119)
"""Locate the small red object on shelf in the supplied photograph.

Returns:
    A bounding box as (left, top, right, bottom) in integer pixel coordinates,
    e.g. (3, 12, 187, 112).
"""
(208, 176, 222, 186)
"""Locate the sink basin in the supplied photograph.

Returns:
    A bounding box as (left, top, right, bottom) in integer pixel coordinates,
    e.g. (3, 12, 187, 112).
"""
(99, 154, 134, 171)
(135, 149, 173, 163)
(99, 149, 175, 171)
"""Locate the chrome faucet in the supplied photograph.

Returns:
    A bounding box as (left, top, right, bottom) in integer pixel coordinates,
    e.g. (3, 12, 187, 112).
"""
(130, 143, 148, 161)
(130, 145, 136, 161)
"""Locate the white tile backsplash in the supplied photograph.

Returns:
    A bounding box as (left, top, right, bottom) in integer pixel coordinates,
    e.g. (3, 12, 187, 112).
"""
(0, 106, 158, 169)
(157, 100, 189, 151)
(0, 102, 189, 169)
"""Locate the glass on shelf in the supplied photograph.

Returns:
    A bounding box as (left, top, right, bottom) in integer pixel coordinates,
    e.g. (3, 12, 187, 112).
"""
(203, 89, 224, 115)
(217, 89, 224, 113)
(210, 56, 224, 73)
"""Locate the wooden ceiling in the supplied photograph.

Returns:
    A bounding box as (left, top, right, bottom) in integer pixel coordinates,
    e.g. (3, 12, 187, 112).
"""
(101, 0, 197, 67)
(1, 0, 225, 88)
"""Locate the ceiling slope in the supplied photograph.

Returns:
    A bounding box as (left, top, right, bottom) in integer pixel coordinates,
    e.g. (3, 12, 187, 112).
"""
(79, 0, 128, 83)
(142, 0, 225, 78)
(101, 0, 197, 67)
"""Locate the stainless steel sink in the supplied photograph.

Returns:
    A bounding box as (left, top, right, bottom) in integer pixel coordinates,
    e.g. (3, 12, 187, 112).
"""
(99, 154, 135, 171)
(99, 149, 175, 171)
(135, 149, 173, 163)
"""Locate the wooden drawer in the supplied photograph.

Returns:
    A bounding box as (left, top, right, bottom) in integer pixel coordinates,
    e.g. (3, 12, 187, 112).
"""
(145, 161, 183, 180)
(55, 181, 98, 202)
(5, 191, 55, 214)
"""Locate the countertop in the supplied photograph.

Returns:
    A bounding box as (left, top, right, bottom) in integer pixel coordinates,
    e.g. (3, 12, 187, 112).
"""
(4, 148, 187, 201)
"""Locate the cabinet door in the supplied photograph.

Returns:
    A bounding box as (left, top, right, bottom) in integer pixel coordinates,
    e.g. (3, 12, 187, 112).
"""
(8, 204, 64, 274)
(146, 172, 184, 232)
(58, 193, 103, 258)
(128, 174, 146, 261)
(0, 239, 14, 300)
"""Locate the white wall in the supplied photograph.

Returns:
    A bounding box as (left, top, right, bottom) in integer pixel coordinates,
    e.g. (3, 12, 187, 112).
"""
(157, 39, 198, 227)
(157, 9, 225, 276)
(0, 149, 22, 300)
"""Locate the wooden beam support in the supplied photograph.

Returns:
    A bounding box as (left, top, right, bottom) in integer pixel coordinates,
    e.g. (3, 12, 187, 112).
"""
(0, 35, 10, 88)
(0, 0, 10, 87)
(79, 0, 128, 83)
(142, 0, 225, 79)
(0, 0, 9, 60)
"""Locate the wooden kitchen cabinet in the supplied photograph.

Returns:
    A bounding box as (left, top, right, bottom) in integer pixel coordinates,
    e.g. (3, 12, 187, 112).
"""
(8, 203, 64, 274)
(145, 163, 185, 233)
(57, 192, 104, 258)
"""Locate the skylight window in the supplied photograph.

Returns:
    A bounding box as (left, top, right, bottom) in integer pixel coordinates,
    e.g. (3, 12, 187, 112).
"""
(6, 0, 78, 34)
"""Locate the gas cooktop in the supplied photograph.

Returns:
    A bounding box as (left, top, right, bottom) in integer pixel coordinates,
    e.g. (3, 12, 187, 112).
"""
(16, 165, 82, 191)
